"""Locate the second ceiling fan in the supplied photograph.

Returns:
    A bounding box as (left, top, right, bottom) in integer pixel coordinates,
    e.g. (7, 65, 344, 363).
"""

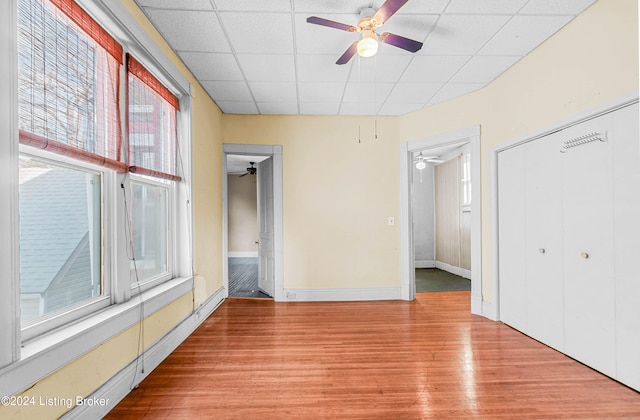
(307, 0, 423, 65)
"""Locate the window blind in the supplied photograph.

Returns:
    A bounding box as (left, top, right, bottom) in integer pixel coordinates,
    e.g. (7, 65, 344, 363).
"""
(127, 55, 181, 181)
(17, 0, 125, 171)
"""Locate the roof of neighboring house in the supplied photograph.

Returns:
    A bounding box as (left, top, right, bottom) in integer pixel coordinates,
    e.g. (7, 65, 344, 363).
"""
(19, 167, 94, 294)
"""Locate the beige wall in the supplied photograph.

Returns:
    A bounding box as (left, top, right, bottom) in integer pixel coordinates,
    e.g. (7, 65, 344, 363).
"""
(400, 0, 638, 301)
(228, 174, 258, 253)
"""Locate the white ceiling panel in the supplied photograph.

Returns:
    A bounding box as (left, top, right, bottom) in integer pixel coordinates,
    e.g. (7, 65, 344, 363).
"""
(519, 0, 597, 15)
(136, 0, 594, 115)
(219, 12, 294, 54)
(299, 102, 341, 115)
(257, 102, 299, 115)
(200, 81, 254, 101)
(298, 82, 346, 103)
(213, 0, 292, 12)
(424, 15, 510, 56)
(386, 83, 442, 104)
(445, 0, 529, 15)
(144, 9, 230, 52)
(479, 15, 574, 56)
(236, 54, 296, 82)
(450, 55, 521, 84)
(178, 52, 243, 81)
(297, 55, 351, 82)
(400, 55, 470, 83)
(216, 101, 258, 114)
(347, 55, 413, 83)
(137, 0, 213, 10)
(249, 82, 298, 102)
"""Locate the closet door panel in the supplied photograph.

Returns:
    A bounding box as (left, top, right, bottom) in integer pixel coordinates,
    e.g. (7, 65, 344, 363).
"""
(524, 132, 564, 351)
(612, 102, 640, 390)
(561, 113, 616, 377)
(498, 146, 527, 331)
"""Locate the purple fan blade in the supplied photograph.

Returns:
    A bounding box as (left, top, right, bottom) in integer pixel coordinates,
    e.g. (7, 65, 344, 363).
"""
(307, 16, 357, 32)
(336, 42, 358, 65)
(372, 0, 409, 24)
(380, 32, 423, 53)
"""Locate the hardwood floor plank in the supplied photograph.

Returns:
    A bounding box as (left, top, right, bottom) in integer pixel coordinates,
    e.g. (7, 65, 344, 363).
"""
(106, 292, 640, 419)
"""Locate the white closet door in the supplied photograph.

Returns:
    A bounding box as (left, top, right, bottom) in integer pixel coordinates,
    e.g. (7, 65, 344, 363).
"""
(498, 146, 527, 331)
(561, 113, 616, 377)
(524, 132, 564, 351)
(612, 102, 640, 390)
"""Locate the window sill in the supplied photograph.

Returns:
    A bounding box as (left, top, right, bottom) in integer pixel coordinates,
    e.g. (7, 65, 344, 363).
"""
(0, 276, 193, 399)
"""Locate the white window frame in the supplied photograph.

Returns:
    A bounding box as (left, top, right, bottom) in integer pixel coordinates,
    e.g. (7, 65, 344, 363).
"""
(18, 147, 114, 342)
(0, 0, 193, 395)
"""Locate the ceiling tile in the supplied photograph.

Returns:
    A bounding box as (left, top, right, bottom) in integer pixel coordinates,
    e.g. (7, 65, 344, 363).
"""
(294, 1, 363, 14)
(427, 82, 485, 105)
(519, 0, 597, 15)
(479, 15, 574, 56)
(138, 0, 213, 10)
(299, 102, 340, 115)
(342, 82, 394, 103)
(298, 82, 346, 103)
(216, 101, 259, 114)
(400, 55, 471, 83)
(295, 14, 360, 55)
(385, 83, 442, 104)
(424, 15, 510, 55)
(178, 52, 244, 80)
(257, 102, 299, 114)
(347, 55, 413, 83)
(213, 0, 292, 12)
(297, 55, 351, 82)
(237, 54, 296, 82)
(445, 0, 529, 15)
(144, 9, 230, 52)
(450, 55, 521, 83)
(378, 14, 439, 46)
(377, 102, 424, 116)
(395, 0, 450, 14)
(339, 102, 379, 116)
(200, 81, 254, 101)
(219, 12, 294, 54)
(249, 82, 298, 102)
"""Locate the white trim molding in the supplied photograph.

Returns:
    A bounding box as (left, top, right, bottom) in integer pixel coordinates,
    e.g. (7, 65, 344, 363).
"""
(400, 126, 483, 316)
(415, 260, 436, 269)
(283, 287, 402, 302)
(435, 261, 471, 280)
(61, 287, 225, 420)
(228, 252, 258, 258)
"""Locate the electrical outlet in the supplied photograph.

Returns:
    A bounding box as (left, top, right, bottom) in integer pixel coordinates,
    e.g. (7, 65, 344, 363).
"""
(286, 292, 296, 300)
(388, 216, 395, 226)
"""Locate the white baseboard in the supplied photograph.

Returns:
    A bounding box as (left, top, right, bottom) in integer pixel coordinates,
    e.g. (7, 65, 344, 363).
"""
(62, 287, 226, 420)
(228, 252, 258, 258)
(415, 260, 436, 268)
(481, 300, 498, 321)
(435, 261, 471, 279)
(283, 287, 402, 302)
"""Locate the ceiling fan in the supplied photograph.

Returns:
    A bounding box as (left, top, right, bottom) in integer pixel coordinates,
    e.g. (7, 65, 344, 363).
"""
(415, 152, 443, 170)
(239, 162, 257, 177)
(306, 0, 423, 65)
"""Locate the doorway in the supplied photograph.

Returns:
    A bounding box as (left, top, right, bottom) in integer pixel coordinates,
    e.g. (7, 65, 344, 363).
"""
(399, 126, 482, 314)
(222, 144, 283, 301)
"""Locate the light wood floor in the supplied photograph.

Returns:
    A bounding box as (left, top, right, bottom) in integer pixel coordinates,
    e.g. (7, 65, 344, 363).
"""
(106, 292, 640, 419)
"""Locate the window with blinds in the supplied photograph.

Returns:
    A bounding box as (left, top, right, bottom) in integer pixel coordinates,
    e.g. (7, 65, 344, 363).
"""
(17, 0, 124, 171)
(127, 55, 181, 181)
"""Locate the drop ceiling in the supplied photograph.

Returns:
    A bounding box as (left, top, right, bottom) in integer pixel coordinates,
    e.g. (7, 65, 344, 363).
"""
(134, 0, 597, 116)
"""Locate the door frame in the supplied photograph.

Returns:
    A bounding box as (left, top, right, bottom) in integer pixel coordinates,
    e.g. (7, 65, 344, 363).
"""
(222, 144, 284, 301)
(399, 126, 482, 314)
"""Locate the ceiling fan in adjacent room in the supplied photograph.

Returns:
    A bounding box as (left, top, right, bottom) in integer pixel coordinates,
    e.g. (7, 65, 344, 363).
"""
(306, 0, 423, 65)
(239, 162, 257, 177)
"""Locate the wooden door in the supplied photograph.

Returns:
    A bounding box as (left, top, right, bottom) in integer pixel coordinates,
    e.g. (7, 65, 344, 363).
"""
(257, 157, 274, 297)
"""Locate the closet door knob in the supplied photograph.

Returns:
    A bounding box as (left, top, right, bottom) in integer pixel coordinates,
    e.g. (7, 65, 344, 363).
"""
(539, 248, 546, 254)
(581, 252, 589, 259)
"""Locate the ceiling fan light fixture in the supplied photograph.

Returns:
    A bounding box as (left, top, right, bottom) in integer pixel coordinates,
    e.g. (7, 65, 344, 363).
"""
(357, 29, 378, 58)
(415, 160, 426, 170)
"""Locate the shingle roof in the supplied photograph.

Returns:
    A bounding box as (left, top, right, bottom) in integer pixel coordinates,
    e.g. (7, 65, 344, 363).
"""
(19, 167, 95, 294)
